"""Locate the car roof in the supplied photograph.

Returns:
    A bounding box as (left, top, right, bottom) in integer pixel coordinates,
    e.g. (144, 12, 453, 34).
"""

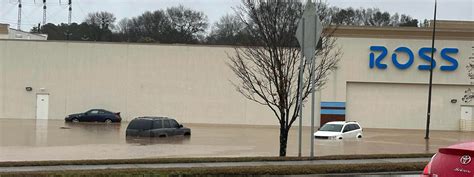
(134, 117, 172, 121)
(326, 121, 359, 125)
(89, 109, 113, 112)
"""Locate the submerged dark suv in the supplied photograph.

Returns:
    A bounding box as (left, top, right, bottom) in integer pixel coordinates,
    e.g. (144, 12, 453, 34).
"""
(126, 117, 191, 137)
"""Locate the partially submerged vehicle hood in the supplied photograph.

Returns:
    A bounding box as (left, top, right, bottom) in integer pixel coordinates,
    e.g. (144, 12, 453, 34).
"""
(68, 113, 83, 117)
(314, 131, 341, 137)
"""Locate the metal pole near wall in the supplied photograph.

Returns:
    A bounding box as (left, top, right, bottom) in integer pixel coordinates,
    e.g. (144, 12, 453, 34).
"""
(309, 15, 317, 158)
(297, 18, 305, 157)
(425, 0, 437, 140)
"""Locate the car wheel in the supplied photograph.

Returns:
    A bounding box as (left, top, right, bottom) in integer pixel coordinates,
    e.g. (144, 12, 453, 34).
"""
(105, 119, 112, 124)
(72, 118, 79, 123)
(184, 132, 191, 136)
(338, 137, 343, 140)
(357, 135, 362, 138)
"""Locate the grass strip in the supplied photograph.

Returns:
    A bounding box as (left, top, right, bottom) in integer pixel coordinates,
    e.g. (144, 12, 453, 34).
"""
(0, 162, 426, 177)
(0, 153, 433, 167)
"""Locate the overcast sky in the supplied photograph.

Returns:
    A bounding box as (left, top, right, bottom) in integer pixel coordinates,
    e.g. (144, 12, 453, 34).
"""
(0, 0, 472, 31)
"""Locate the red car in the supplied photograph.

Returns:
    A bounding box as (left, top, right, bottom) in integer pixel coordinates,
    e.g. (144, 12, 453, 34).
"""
(422, 141, 473, 177)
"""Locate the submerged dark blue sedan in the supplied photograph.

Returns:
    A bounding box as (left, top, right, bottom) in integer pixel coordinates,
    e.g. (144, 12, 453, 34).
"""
(65, 109, 122, 123)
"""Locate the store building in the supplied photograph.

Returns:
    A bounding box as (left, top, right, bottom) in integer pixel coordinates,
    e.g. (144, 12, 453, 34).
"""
(0, 23, 48, 40)
(0, 20, 472, 131)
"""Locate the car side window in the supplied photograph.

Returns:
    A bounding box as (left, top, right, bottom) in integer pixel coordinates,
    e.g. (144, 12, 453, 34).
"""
(163, 120, 171, 128)
(128, 120, 152, 130)
(89, 110, 99, 114)
(343, 125, 351, 132)
(170, 120, 179, 128)
(153, 120, 163, 129)
(353, 124, 360, 130)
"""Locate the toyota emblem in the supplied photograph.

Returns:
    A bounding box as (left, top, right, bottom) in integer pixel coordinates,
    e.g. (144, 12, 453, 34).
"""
(460, 155, 472, 165)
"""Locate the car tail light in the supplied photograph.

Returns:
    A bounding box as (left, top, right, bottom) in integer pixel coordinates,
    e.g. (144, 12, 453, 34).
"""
(421, 154, 438, 177)
(115, 112, 121, 119)
(421, 162, 432, 176)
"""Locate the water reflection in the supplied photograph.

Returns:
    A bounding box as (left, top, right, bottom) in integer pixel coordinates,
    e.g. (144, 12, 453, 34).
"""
(425, 139, 430, 152)
(126, 136, 191, 145)
(35, 120, 48, 146)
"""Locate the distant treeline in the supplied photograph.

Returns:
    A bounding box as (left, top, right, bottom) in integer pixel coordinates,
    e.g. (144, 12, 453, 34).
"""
(30, 3, 427, 45)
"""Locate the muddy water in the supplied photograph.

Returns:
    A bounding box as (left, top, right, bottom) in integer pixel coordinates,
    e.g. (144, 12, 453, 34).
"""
(0, 119, 473, 161)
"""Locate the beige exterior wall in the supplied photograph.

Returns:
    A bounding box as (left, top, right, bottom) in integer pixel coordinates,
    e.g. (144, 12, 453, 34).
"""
(0, 29, 472, 130)
(0, 40, 314, 126)
(346, 83, 470, 130)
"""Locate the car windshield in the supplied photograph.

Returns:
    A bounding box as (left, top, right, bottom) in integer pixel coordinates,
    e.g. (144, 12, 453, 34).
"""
(319, 124, 343, 132)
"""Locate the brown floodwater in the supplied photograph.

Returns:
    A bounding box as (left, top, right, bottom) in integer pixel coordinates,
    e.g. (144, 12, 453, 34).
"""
(0, 119, 473, 161)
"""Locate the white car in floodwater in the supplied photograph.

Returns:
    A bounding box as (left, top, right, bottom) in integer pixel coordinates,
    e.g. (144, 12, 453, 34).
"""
(314, 121, 363, 140)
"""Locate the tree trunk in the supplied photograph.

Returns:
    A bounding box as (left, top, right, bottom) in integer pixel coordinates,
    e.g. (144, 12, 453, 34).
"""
(279, 126, 289, 157)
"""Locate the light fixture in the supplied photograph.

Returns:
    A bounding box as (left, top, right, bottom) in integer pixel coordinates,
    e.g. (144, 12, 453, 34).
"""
(451, 99, 457, 104)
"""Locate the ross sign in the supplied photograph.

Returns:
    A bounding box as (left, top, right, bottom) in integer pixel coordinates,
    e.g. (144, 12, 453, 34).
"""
(296, 2, 322, 64)
(369, 46, 459, 71)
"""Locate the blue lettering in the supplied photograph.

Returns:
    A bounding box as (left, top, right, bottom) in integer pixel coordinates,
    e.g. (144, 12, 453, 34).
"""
(369, 46, 459, 71)
(418, 47, 437, 70)
(440, 48, 459, 71)
(391, 47, 414, 70)
(369, 46, 388, 69)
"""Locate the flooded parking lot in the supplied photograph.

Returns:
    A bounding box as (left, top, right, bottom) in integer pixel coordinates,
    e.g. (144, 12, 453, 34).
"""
(0, 119, 473, 161)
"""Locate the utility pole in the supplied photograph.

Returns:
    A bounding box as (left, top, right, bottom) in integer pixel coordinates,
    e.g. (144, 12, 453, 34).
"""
(17, 0, 22, 30)
(65, 0, 72, 40)
(43, 0, 47, 26)
(425, 0, 437, 140)
(68, 0, 72, 25)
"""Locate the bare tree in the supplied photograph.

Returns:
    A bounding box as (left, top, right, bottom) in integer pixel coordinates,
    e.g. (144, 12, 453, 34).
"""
(228, 0, 341, 157)
(85, 11, 117, 30)
(207, 14, 249, 45)
(85, 11, 117, 41)
(165, 5, 208, 43)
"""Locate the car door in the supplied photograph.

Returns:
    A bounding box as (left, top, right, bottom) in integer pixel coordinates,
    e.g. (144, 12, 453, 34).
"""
(347, 124, 359, 138)
(352, 124, 362, 136)
(134, 120, 152, 137)
(150, 120, 166, 137)
(342, 124, 355, 139)
(169, 119, 182, 135)
(126, 120, 151, 137)
(162, 120, 174, 137)
(84, 110, 99, 122)
(96, 110, 107, 122)
(139, 121, 152, 137)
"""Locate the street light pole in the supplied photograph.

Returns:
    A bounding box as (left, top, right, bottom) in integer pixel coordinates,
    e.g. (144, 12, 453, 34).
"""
(425, 0, 437, 140)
